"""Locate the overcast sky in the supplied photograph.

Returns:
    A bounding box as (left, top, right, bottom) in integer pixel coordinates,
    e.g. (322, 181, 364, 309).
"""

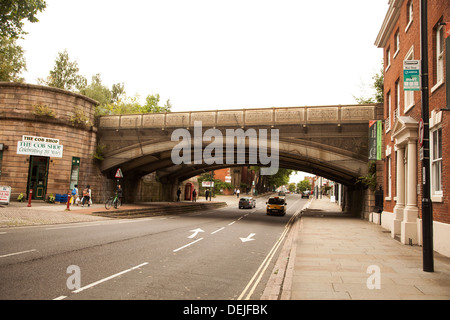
(19, 0, 388, 113)
(18, 1, 389, 183)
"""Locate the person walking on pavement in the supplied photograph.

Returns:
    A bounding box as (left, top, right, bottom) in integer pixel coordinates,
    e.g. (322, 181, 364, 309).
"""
(205, 189, 209, 201)
(236, 188, 240, 198)
(81, 185, 91, 207)
(192, 189, 197, 202)
(177, 188, 181, 201)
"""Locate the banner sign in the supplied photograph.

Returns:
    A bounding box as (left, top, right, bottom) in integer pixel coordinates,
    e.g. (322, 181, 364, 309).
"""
(369, 120, 382, 160)
(0, 186, 11, 205)
(17, 135, 63, 158)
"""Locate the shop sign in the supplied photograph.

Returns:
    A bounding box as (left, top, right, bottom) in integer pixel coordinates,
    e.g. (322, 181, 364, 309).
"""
(17, 135, 63, 158)
(0, 186, 11, 204)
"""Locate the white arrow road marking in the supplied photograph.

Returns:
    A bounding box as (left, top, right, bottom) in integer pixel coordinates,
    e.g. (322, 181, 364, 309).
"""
(240, 233, 256, 243)
(188, 228, 205, 238)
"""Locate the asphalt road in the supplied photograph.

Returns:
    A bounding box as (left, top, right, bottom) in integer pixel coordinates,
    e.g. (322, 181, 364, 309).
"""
(0, 194, 306, 300)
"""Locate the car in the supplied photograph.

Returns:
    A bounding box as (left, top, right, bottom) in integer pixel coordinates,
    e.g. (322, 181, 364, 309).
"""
(278, 191, 286, 196)
(302, 190, 311, 199)
(239, 197, 256, 209)
(266, 196, 287, 216)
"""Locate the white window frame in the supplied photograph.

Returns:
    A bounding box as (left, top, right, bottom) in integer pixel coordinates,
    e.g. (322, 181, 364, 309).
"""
(386, 156, 392, 200)
(404, 46, 415, 112)
(385, 47, 391, 72)
(405, 1, 413, 32)
(394, 30, 400, 58)
(432, 25, 444, 92)
(431, 127, 443, 201)
(386, 91, 391, 132)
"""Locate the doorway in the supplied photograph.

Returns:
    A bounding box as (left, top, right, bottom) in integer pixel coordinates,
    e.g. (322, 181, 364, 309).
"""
(27, 156, 49, 200)
(184, 183, 193, 201)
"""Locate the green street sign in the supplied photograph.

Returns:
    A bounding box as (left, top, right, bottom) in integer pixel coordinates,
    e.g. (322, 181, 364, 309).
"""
(403, 60, 421, 91)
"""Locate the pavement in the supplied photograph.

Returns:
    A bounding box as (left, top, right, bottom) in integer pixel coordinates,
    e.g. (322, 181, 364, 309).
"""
(1, 194, 449, 300)
(274, 196, 450, 300)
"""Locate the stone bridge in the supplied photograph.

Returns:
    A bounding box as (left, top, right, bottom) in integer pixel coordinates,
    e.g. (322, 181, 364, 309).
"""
(98, 104, 382, 207)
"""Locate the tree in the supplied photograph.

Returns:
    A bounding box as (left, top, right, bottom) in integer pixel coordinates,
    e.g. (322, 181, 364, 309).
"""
(0, 36, 26, 82)
(38, 49, 87, 91)
(0, 0, 47, 39)
(268, 168, 293, 189)
(353, 63, 384, 104)
(0, 0, 47, 81)
(296, 179, 311, 193)
(142, 93, 172, 113)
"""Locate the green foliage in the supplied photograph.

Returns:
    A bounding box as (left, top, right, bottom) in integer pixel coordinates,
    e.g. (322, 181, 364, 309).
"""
(268, 168, 293, 188)
(92, 144, 106, 161)
(70, 106, 92, 127)
(296, 179, 311, 193)
(32, 104, 55, 117)
(354, 62, 384, 104)
(38, 49, 87, 91)
(0, 36, 26, 82)
(357, 161, 377, 191)
(0, 0, 47, 39)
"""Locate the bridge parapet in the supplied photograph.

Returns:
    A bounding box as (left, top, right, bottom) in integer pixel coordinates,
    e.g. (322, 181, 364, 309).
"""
(98, 104, 379, 129)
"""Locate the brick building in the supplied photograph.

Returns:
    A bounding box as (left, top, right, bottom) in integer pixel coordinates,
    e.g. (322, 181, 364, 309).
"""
(375, 0, 449, 256)
(0, 82, 106, 203)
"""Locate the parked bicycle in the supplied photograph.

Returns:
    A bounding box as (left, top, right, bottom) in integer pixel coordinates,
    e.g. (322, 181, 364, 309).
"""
(105, 193, 121, 210)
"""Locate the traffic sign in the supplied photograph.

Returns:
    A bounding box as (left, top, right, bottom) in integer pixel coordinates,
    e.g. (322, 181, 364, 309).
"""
(115, 168, 123, 178)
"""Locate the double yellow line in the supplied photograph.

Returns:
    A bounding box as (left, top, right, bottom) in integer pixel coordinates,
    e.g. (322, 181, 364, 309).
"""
(238, 205, 302, 300)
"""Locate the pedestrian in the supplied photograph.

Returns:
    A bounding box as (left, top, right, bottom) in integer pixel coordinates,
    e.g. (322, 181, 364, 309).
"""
(192, 188, 197, 202)
(71, 184, 78, 205)
(177, 188, 181, 201)
(205, 189, 209, 201)
(81, 185, 91, 207)
(236, 188, 240, 198)
(116, 184, 123, 204)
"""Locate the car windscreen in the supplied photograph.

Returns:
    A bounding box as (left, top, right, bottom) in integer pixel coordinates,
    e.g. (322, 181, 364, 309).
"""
(268, 198, 285, 205)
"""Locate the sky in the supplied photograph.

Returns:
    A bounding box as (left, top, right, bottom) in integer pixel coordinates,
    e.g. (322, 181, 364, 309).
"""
(17, 0, 389, 183)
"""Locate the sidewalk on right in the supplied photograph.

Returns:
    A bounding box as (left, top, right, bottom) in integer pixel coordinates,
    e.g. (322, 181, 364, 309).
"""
(289, 197, 450, 300)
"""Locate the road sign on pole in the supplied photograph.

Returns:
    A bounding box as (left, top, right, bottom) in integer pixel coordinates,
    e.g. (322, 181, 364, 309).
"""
(115, 168, 123, 179)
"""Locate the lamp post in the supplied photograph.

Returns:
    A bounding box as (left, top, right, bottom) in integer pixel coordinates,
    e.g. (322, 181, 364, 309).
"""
(420, 0, 434, 272)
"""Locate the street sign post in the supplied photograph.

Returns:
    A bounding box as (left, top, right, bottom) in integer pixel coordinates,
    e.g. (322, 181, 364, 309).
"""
(403, 60, 421, 91)
(115, 168, 123, 179)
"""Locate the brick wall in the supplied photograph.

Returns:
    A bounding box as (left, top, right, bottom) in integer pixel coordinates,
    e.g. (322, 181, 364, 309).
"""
(380, 0, 449, 224)
(0, 82, 108, 202)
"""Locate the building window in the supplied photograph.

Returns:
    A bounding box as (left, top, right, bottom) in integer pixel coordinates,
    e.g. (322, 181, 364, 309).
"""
(434, 24, 444, 87)
(431, 127, 443, 195)
(386, 156, 392, 200)
(405, 1, 413, 32)
(395, 79, 400, 121)
(385, 47, 391, 71)
(394, 30, 400, 58)
(385, 90, 391, 132)
(404, 46, 415, 111)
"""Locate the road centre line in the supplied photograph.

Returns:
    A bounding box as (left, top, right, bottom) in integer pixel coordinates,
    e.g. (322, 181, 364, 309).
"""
(211, 227, 225, 234)
(238, 208, 301, 300)
(0, 249, 37, 259)
(173, 238, 204, 252)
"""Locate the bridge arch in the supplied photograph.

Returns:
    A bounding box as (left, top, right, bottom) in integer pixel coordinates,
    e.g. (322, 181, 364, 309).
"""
(97, 104, 382, 214)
